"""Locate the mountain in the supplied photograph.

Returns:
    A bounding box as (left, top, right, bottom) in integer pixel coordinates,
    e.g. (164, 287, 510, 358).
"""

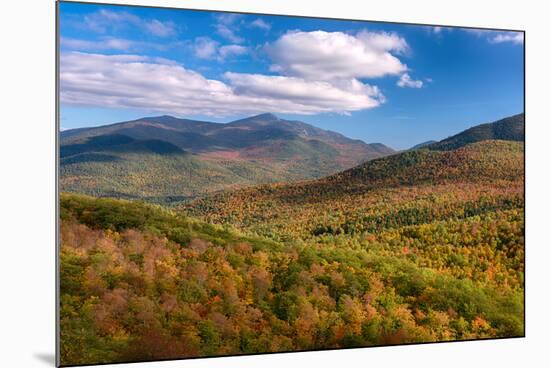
(185, 139, 524, 221)
(427, 113, 524, 151)
(60, 132, 301, 203)
(183, 112, 525, 247)
(60, 115, 219, 144)
(410, 140, 437, 150)
(61, 113, 393, 159)
(60, 113, 395, 202)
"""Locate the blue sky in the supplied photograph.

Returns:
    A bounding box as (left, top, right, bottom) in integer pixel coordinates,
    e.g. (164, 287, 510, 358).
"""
(59, 2, 524, 149)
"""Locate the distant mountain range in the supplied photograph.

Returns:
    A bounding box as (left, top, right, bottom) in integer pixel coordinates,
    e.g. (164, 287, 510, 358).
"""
(61, 113, 393, 158)
(60, 113, 395, 202)
(183, 112, 524, 216)
(60, 112, 524, 203)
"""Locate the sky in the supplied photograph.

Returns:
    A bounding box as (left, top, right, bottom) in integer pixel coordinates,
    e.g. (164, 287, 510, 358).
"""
(59, 2, 524, 149)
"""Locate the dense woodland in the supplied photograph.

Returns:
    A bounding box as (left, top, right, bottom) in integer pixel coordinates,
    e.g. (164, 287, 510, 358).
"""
(60, 138, 524, 365)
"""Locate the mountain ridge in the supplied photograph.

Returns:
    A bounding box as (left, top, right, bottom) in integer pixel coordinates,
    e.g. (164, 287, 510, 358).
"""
(60, 113, 396, 202)
(183, 113, 525, 229)
(60, 112, 524, 204)
(61, 113, 393, 151)
(427, 113, 524, 151)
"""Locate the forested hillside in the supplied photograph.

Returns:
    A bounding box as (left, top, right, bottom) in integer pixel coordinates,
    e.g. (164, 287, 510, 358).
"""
(427, 114, 524, 151)
(185, 140, 524, 235)
(61, 139, 524, 365)
(61, 194, 523, 365)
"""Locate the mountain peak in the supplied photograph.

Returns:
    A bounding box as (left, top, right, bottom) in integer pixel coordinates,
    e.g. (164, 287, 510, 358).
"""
(228, 113, 280, 126)
(252, 113, 279, 120)
(138, 115, 179, 122)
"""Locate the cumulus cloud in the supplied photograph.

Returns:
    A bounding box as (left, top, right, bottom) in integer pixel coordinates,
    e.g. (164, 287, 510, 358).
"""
(214, 13, 245, 43)
(189, 38, 248, 60)
(219, 45, 248, 60)
(215, 24, 244, 43)
(192, 37, 219, 59)
(397, 73, 423, 88)
(225, 73, 384, 112)
(250, 18, 271, 31)
(83, 9, 140, 33)
(82, 9, 177, 37)
(490, 32, 524, 45)
(265, 30, 408, 80)
(356, 30, 409, 54)
(145, 19, 177, 37)
(215, 13, 242, 26)
(60, 28, 420, 117)
(60, 52, 385, 116)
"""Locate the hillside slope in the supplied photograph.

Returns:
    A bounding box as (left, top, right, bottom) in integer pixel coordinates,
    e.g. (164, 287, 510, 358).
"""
(60, 133, 301, 203)
(427, 113, 524, 151)
(184, 140, 524, 241)
(60, 193, 523, 365)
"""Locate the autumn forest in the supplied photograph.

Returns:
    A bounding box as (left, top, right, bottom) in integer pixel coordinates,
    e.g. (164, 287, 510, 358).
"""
(59, 112, 525, 366)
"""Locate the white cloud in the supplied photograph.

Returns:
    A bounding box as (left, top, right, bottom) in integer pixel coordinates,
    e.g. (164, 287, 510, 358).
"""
(490, 32, 524, 45)
(82, 9, 177, 38)
(219, 45, 248, 60)
(60, 52, 385, 116)
(426, 26, 452, 38)
(61, 37, 135, 51)
(427, 26, 453, 36)
(225, 73, 384, 112)
(356, 30, 409, 54)
(215, 13, 242, 26)
(214, 13, 245, 43)
(464, 29, 524, 45)
(59, 29, 418, 117)
(215, 24, 244, 43)
(250, 18, 271, 31)
(83, 9, 140, 33)
(193, 37, 219, 59)
(265, 30, 408, 80)
(61, 36, 172, 53)
(145, 19, 177, 37)
(397, 73, 423, 88)
(190, 38, 248, 60)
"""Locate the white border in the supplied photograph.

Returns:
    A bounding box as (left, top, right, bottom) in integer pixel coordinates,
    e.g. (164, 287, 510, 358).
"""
(1, 0, 548, 367)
